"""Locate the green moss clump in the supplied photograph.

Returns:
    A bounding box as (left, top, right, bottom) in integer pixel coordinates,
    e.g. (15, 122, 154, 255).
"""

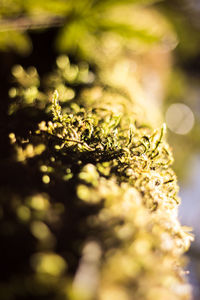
(0, 56, 193, 300)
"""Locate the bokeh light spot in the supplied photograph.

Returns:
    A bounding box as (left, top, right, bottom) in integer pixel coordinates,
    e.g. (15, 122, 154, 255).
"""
(42, 175, 50, 184)
(31, 253, 67, 276)
(165, 103, 195, 135)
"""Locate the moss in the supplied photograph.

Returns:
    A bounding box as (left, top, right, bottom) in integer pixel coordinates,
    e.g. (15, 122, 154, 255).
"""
(0, 56, 193, 300)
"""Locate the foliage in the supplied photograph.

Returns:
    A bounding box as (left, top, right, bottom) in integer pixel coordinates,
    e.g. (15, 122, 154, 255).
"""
(0, 0, 175, 59)
(0, 55, 193, 300)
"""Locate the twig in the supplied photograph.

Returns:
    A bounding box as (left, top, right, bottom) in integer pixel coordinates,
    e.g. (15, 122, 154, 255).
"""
(0, 15, 65, 32)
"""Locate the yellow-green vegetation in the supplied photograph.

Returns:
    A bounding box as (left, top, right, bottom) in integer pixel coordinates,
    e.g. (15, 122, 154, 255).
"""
(0, 0, 176, 58)
(0, 54, 193, 300)
(0, 0, 196, 299)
